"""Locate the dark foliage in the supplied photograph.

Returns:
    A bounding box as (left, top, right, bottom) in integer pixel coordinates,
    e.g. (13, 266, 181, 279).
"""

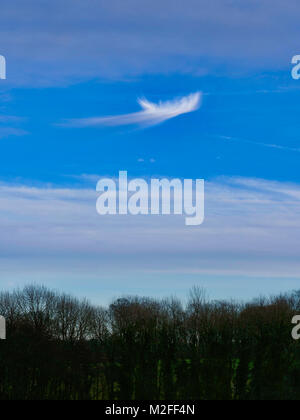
(0, 285, 300, 400)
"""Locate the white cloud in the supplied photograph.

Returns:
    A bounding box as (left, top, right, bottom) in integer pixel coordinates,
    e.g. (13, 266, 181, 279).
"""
(0, 176, 300, 281)
(2, 1, 300, 85)
(2, 175, 300, 301)
(0, 127, 28, 139)
(62, 92, 202, 128)
(0, 115, 28, 139)
(0, 115, 25, 123)
(218, 135, 300, 154)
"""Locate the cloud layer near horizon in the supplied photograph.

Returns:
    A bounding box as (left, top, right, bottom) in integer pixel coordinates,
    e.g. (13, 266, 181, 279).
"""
(1, 176, 300, 289)
(63, 92, 202, 128)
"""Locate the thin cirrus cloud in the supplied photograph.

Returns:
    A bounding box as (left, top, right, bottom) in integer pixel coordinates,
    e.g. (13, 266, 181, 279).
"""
(218, 135, 300, 154)
(62, 92, 202, 129)
(0, 127, 28, 139)
(2, 1, 300, 86)
(1, 176, 300, 301)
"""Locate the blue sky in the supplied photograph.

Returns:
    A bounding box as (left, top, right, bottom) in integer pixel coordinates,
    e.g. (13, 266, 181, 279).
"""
(2, 73, 300, 182)
(1, 0, 300, 304)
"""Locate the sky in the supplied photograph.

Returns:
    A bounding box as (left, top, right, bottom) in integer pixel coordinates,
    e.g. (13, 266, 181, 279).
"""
(1, 0, 300, 304)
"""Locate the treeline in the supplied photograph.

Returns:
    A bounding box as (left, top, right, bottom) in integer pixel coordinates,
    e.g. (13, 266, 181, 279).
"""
(0, 285, 300, 400)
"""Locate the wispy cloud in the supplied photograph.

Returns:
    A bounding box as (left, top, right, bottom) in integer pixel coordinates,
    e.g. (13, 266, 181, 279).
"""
(1, 175, 300, 279)
(2, 1, 300, 85)
(0, 127, 28, 139)
(62, 92, 202, 128)
(217, 135, 300, 154)
(0, 114, 28, 139)
(0, 115, 26, 123)
(2, 175, 300, 301)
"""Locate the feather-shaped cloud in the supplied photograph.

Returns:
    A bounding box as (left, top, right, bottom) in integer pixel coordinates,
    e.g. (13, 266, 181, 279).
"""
(63, 92, 202, 128)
